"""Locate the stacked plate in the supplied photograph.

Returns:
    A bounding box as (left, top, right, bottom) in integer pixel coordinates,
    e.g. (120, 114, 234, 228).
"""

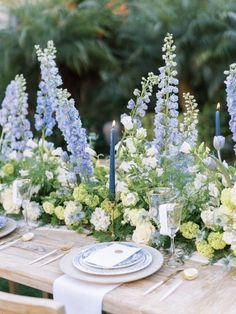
(0, 216, 7, 229)
(0, 217, 17, 238)
(73, 242, 153, 276)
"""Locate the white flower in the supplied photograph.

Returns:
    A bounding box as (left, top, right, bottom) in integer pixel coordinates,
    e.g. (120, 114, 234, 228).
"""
(132, 222, 155, 244)
(23, 150, 33, 158)
(156, 168, 164, 177)
(201, 210, 215, 228)
(45, 171, 53, 180)
(208, 183, 219, 198)
(120, 115, 133, 130)
(26, 139, 38, 149)
(213, 136, 225, 151)
(146, 146, 157, 157)
(121, 192, 138, 207)
(116, 181, 129, 194)
(179, 141, 191, 154)
(125, 138, 136, 154)
(52, 147, 64, 157)
(223, 231, 236, 245)
(123, 208, 148, 226)
(19, 170, 29, 177)
(22, 200, 41, 222)
(57, 167, 77, 187)
(64, 201, 83, 226)
(119, 161, 136, 172)
(8, 151, 18, 160)
(85, 146, 96, 157)
(136, 128, 147, 139)
(142, 157, 157, 169)
(90, 207, 110, 231)
(0, 187, 21, 214)
(193, 173, 207, 190)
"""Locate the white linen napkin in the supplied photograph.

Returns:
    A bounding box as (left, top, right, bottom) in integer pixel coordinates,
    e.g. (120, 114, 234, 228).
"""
(84, 243, 141, 268)
(53, 275, 119, 314)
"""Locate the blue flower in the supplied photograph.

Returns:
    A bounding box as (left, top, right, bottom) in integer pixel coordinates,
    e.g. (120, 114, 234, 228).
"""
(225, 63, 236, 154)
(55, 89, 93, 179)
(0, 74, 32, 157)
(35, 41, 62, 137)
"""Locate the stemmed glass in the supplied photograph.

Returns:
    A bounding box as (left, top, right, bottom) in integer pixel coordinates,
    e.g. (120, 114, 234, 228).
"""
(149, 187, 183, 267)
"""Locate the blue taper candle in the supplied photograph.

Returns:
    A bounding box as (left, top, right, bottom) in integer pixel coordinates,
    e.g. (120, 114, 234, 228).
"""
(215, 103, 221, 136)
(109, 120, 116, 201)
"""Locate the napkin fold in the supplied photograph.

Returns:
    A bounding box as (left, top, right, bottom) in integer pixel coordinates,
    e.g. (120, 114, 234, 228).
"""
(53, 275, 119, 314)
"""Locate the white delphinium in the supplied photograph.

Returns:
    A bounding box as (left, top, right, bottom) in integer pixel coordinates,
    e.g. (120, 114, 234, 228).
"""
(120, 115, 133, 130)
(125, 138, 136, 154)
(57, 167, 77, 187)
(116, 181, 129, 194)
(179, 92, 199, 147)
(208, 183, 219, 198)
(193, 173, 207, 190)
(119, 161, 136, 172)
(90, 207, 110, 231)
(22, 200, 42, 222)
(45, 170, 53, 180)
(136, 128, 147, 139)
(142, 156, 157, 169)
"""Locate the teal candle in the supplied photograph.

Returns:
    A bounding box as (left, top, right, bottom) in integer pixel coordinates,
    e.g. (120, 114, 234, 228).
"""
(109, 121, 116, 201)
(215, 103, 221, 136)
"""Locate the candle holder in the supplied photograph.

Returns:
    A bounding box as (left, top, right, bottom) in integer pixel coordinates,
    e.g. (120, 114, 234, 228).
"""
(110, 201, 116, 240)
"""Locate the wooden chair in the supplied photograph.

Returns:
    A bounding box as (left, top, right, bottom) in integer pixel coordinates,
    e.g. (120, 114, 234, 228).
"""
(0, 291, 65, 314)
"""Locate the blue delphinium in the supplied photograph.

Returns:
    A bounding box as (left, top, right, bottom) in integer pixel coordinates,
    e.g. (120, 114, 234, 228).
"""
(35, 41, 62, 137)
(224, 63, 236, 154)
(0, 74, 32, 157)
(125, 72, 158, 128)
(55, 88, 93, 179)
(153, 33, 181, 160)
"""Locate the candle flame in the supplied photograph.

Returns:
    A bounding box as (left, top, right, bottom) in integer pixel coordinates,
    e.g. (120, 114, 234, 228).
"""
(216, 103, 220, 111)
(112, 120, 116, 127)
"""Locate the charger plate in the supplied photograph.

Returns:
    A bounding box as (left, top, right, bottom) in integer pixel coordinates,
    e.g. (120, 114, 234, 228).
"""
(60, 245, 163, 284)
(0, 218, 17, 238)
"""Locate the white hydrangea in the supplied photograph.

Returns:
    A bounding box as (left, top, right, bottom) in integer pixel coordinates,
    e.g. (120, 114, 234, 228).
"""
(90, 207, 110, 231)
(121, 115, 133, 130)
(22, 200, 42, 222)
(0, 187, 21, 214)
(116, 181, 129, 194)
(123, 208, 148, 226)
(64, 201, 83, 226)
(57, 167, 77, 187)
(179, 141, 191, 154)
(132, 222, 155, 244)
(121, 192, 138, 207)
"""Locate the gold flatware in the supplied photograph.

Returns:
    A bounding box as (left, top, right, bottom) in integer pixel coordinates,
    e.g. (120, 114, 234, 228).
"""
(29, 242, 73, 265)
(160, 279, 183, 301)
(0, 232, 34, 250)
(142, 268, 183, 295)
(39, 251, 68, 267)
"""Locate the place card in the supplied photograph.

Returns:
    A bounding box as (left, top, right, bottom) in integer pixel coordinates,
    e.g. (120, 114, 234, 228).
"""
(159, 203, 175, 236)
(84, 243, 141, 268)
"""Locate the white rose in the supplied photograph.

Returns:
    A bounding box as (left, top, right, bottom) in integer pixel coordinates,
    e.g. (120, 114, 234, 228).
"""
(223, 231, 236, 245)
(179, 142, 191, 154)
(142, 157, 157, 169)
(208, 183, 219, 198)
(119, 161, 135, 172)
(22, 200, 41, 222)
(0, 187, 21, 214)
(125, 138, 136, 154)
(132, 222, 155, 244)
(200, 210, 215, 228)
(90, 207, 110, 231)
(146, 146, 157, 157)
(121, 115, 133, 130)
(121, 192, 138, 207)
(136, 128, 147, 139)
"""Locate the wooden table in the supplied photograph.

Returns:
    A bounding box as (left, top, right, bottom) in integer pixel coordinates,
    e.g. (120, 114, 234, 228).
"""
(0, 227, 236, 314)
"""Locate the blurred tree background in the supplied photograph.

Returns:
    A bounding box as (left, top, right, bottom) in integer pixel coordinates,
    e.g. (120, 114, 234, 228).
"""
(0, 0, 235, 157)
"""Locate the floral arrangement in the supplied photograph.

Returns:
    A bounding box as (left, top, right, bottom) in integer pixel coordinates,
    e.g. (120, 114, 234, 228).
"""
(0, 34, 236, 266)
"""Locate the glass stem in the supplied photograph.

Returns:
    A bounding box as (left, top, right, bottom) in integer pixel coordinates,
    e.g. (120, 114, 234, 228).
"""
(170, 235, 175, 256)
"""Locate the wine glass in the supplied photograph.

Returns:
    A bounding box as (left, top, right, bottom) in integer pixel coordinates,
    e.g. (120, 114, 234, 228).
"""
(148, 187, 183, 267)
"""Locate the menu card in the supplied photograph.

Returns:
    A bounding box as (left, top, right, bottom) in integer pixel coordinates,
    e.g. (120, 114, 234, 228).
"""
(84, 243, 141, 268)
(159, 203, 175, 236)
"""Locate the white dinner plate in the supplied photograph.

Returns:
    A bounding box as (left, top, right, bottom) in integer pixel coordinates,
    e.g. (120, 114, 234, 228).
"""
(60, 245, 164, 284)
(0, 218, 17, 238)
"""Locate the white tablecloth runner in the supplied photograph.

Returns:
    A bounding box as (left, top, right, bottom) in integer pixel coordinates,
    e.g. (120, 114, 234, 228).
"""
(53, 275, 119, 314)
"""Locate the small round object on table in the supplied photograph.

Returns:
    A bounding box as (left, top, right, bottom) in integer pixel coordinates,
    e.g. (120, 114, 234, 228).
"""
(183, 268, 199, 280)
